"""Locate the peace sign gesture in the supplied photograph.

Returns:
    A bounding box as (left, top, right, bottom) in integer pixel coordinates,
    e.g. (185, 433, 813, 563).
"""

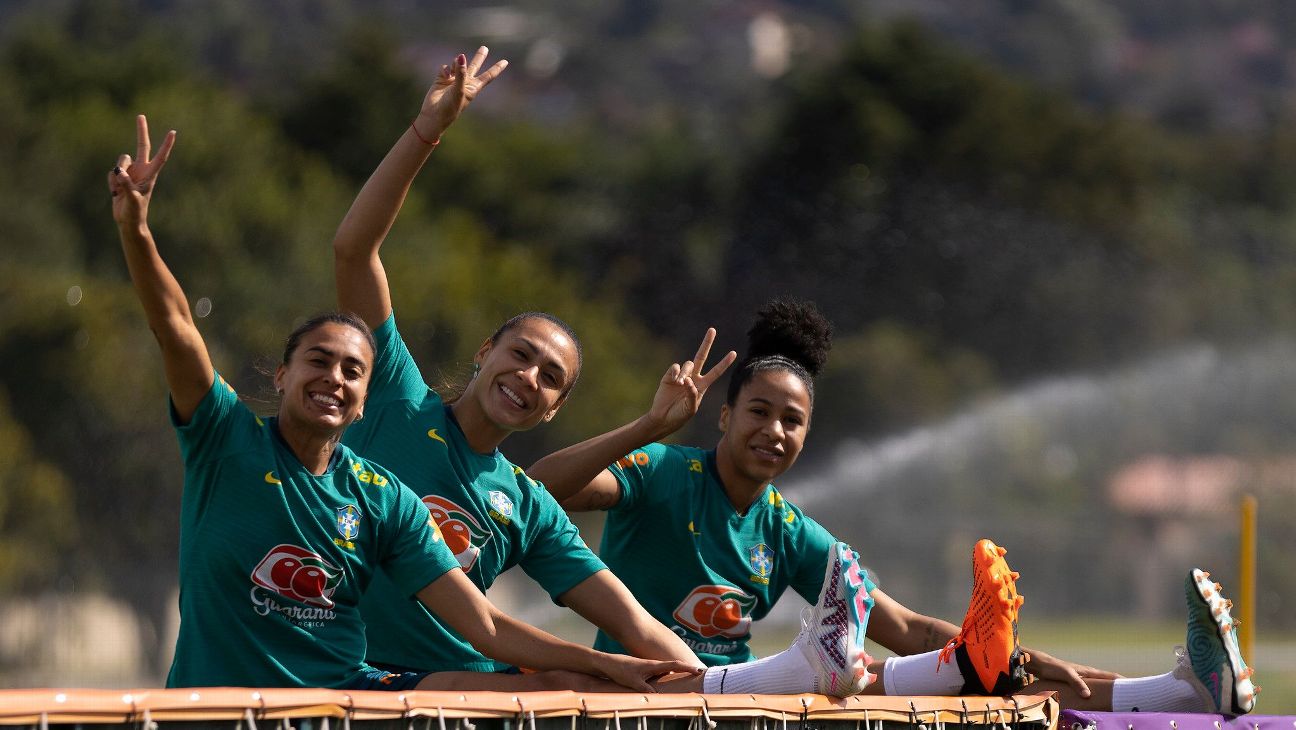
(108, 114, 176, 229)
(646, 328, 738, 438)
(414, 46, 509, 141)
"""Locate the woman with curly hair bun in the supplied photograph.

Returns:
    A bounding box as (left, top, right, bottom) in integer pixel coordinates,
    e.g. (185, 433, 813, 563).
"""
(329, 46, 882, 697)
(530, 298, 1258, 713)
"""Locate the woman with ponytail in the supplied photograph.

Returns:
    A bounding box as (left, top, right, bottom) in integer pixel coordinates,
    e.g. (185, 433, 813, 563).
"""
(530, 298, 1258, 714)
(107, 112, 699, 693)
(328, 47, 884, 698)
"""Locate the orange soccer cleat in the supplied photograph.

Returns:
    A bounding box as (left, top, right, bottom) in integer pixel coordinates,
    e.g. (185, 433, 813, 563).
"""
(937, 539, 1028, 695)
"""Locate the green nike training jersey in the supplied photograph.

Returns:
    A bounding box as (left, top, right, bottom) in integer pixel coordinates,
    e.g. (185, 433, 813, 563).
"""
(347, 314, 606, 672)
(166, 373, 459, 688)
(595, 442, 875, 666)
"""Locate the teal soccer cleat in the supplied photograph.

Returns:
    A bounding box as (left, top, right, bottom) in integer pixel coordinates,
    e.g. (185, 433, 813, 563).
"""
(1177, 569, 1258, 715)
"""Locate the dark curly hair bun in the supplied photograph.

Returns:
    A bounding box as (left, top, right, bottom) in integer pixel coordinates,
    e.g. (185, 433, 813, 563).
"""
(746, 297, 833, 377)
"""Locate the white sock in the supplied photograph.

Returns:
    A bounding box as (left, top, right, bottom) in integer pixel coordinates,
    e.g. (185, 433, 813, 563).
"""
(1111, 672, 1204, 712)
(882, 651, 964, 696)
(702, 647, 814, 694)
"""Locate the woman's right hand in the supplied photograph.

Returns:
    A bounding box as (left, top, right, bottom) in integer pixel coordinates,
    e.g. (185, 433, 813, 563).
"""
(596, 653, 704, 693)
(108, 114, 176, 229)
(644, 328, 737, 438)
(413, 46, 508, 142)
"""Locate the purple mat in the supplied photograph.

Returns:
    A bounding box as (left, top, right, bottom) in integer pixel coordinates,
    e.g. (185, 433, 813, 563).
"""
(1061, 710, 1296, 730)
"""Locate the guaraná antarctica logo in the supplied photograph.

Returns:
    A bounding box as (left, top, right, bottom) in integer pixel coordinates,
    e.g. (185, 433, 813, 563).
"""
(250, 544, 343, 627)
(422, 495, 492, 570)
(672, 585, 757, 639)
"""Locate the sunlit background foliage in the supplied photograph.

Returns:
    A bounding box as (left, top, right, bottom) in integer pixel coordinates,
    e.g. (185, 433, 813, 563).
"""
(1, 0, 1295, 701)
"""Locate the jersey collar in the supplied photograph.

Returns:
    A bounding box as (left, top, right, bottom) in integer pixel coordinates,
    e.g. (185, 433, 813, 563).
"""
(268, 416, 346, 473)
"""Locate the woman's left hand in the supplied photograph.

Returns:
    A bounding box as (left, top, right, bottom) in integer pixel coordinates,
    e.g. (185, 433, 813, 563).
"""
(598, 655, 704, 693)
(1023, 646, 1122, 698)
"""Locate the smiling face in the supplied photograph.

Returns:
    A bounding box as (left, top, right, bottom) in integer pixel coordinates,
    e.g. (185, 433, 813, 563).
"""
(273, 322, 373, 437)
(462, 316, 580, 435)
(715, 368, 812, 493)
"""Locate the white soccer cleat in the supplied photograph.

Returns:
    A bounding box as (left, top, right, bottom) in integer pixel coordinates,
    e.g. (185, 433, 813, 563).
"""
(792, 542, 876, 696)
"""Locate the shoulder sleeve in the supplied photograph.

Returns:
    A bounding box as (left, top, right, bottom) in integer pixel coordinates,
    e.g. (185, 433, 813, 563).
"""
(367, 312, 438, 408)
(605, 441, 680, 513)
(785, 505, 843, 605)
(376, 470, 461, 597)
(172, 371, 252, 467)
(517, 470, 607, 601)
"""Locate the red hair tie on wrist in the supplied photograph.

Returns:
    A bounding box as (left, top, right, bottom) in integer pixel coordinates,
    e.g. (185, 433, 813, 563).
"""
(410, 121, 441, 147)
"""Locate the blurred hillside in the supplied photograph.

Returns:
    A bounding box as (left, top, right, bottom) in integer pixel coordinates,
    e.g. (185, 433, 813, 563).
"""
(0, 0, 1294, 693)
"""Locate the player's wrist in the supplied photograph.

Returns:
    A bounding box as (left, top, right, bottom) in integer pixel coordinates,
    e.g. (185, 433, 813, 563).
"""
(636, 412, 673, 443)
(409, 119, 442, 147)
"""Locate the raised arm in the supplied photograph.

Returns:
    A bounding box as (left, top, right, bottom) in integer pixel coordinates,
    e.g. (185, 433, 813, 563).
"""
(333, 46, 507, 328)
(110, 115, 212, 424)
(529, 328, 736, 509)
(416, 567, 700, 692)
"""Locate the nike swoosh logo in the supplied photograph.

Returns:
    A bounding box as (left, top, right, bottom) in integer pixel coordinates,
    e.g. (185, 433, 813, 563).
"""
(264, 471, 281, 485)
(427, 428, 447, 445)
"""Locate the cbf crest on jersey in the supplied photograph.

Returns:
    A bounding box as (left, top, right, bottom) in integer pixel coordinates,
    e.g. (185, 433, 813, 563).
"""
(336, 505, 363, 541)
(748, 543, 774, 585)
(333, 504, 363, 550)
(487, 490, 515, 525)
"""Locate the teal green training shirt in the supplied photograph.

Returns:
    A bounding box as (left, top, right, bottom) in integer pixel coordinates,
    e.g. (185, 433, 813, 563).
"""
(348, 314, 606, 672)
(165, 373, 459, 688)
(596, 442, 874, 666)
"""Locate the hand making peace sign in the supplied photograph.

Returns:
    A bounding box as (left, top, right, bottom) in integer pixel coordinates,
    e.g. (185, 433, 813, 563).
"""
(647, 328, 738, 438)
(108, 114, 176, 230)
(414, 46, 509, 142)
